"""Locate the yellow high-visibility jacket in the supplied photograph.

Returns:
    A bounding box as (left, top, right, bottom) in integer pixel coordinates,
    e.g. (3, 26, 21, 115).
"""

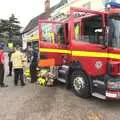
(11, 50, 25, 69)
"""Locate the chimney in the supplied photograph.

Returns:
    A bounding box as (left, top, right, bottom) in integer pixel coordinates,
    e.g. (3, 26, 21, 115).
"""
(45, 0, 50, 12)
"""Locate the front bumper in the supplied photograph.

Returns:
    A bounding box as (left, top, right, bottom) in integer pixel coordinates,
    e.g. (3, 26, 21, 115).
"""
(106, 91, 120, 99)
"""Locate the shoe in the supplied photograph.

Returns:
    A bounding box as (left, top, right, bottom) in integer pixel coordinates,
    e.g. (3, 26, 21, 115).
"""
(0, 84, 8, 87)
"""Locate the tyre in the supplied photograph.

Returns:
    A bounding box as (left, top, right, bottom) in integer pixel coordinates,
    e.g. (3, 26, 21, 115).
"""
(71, 70, 90, 98)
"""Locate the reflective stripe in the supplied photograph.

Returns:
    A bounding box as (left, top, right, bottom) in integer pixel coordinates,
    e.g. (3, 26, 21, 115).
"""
(40, 48, 120, 60)
(40, 48, 71, 54)
(72, 51, 108, 58)
(108, 53, 120, 60)
(72, 51, 120, 60)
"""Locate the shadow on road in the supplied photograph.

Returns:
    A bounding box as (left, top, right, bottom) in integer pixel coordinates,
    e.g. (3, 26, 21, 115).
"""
(56, 81, 120, 109)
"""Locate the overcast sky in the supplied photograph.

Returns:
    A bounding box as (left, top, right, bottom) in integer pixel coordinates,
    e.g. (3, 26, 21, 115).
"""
(0, 0, 60, 29)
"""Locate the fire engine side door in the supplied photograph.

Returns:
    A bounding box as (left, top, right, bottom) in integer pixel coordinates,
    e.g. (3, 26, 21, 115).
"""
(69, 9, 108, 95)
(39, 20, 67, 65)
(69, 10, 109, 95)
(56, 22, 71, 64)
(70, 9, 108, 77)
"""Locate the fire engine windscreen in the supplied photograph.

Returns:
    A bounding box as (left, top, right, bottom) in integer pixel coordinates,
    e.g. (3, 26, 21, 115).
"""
(108, 13, 120, 48)
(41, 23, 65, 44)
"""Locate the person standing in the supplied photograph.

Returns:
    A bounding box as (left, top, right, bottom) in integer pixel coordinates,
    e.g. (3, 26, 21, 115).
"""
(0, 46, 8, 87)
(7, 50, 14, 76)
(30, 47, 38, 83)
(11, 46, 25, 86)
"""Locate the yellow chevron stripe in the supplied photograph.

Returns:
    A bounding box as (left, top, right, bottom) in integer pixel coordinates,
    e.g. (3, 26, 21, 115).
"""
(40, 48, 120, 60)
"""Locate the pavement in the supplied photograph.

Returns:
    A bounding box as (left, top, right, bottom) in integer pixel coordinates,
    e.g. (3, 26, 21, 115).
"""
(1, 53, 120, 120)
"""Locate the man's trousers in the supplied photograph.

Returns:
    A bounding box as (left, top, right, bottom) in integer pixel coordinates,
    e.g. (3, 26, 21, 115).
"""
(8, 62, 12, 76)
(30, 65, 37, 83)
(14, 68, 25, 86)
(0, 63, 4, 85)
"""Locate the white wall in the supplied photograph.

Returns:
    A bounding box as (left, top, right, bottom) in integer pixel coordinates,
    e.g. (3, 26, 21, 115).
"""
(51, 0, 105, 17)
(22, 26, 38, 49)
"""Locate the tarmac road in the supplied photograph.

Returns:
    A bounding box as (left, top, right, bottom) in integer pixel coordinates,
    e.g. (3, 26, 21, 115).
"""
(1, 53, 120, 120)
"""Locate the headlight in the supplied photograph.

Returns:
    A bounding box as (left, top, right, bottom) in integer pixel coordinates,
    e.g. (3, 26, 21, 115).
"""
(107, 81, 120, 90)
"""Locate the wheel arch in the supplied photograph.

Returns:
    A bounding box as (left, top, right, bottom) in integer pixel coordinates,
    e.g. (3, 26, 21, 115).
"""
(68, 60, 92, 90)
(69, 60, 87, 76)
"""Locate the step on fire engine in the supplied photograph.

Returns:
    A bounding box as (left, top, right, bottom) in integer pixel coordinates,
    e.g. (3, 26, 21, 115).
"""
(38, 6, 120, 100)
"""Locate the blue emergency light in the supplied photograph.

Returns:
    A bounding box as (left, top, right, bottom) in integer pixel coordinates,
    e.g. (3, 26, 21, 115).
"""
(105, 1, 120, 8)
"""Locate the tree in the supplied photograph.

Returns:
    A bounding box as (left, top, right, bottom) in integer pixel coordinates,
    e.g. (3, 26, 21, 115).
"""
(0, 19, 9, 40)
(0, 14, 22, 45)
(8, 14, 22, 37)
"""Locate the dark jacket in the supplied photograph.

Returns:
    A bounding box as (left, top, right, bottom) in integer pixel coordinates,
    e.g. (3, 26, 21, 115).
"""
(30, 51, 38, 67)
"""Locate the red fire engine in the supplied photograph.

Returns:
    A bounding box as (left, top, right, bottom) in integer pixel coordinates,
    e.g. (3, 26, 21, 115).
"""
(38, 7, 120, 99)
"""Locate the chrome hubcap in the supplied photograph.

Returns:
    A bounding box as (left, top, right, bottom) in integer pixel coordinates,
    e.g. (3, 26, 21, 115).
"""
(73, 77, 85, 91)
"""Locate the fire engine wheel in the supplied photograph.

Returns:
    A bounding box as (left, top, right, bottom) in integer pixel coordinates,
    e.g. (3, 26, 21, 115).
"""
(71, 70, 90, 98)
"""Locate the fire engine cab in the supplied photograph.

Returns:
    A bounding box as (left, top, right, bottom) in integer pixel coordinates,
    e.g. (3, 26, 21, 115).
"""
(38, 6, 120, 100)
